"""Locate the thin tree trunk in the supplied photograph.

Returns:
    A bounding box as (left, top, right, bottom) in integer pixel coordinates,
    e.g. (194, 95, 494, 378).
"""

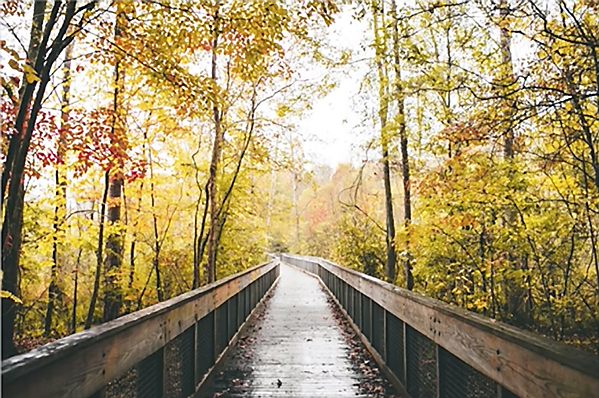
(266, 141, 278, 242)
(500, 0, 515, 159)
(85, 171, 110, 329)
(216, 86, 257, 221)
(498, 0, 527, 321)
(193, 193, 201, 288)
(213, 213, 228, 279)
(206, 4, 222, 284)
(136, 267, 154, 311)
(445, 24, 453, 158)
(292, 171, 300, 250)
(390, 0, 413, 290)
(212, 87, 258, 267)
(71, 248, 82, 333)
(126, 182, 142, 312)
(147, 141, 162, 302)
(289, 135, 301, 251)
(45, 38, 74, 336)
(192, 130, 205, 289)
(196, 183, 210, 286)
(102, 3, 126, 322)
(373, 0, 397, 282)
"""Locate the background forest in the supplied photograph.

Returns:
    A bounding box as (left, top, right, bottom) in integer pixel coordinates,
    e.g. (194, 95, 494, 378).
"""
(1, 0, 597, 358)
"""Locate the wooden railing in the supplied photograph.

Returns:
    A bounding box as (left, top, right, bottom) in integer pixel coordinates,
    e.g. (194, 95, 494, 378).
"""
(2, 261, 280, 398)
(281, 254, 599, 398)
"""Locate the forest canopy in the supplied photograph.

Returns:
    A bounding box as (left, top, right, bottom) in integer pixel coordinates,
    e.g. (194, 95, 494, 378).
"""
(1, 0, 597, 357)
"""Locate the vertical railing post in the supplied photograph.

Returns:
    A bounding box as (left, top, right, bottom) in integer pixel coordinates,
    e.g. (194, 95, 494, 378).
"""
(382, 308, 387, 362)
(161, 345, 167, 398)
(226, 298, 230, 344)
(436, 344, 442, 398)
(403, 322, 408, 392)
(193, 318, 198, 389)
(228, 296, 233, 342)
(368, 298, 373, 342)
(213, 306, 218, 365)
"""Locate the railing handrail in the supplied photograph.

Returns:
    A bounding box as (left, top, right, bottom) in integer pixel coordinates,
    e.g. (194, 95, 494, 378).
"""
(2, 260, 276, 384)
(282, 253, 599, 398)
(304, 255, 598, 377)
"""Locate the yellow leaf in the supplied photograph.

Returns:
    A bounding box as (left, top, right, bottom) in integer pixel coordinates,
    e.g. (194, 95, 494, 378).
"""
(23, 64, 40, 84)
(1, 290, 22, 304)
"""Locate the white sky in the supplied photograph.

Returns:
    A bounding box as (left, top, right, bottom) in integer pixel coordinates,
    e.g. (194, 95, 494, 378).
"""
(298, 9, 372, 169)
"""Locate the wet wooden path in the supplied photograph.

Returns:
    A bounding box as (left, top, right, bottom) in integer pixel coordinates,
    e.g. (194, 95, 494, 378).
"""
(206, 264, 395, 397)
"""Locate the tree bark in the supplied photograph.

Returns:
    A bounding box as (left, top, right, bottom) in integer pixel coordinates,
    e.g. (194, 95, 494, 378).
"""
(206, 5, 222, 284)
(292, 164, 300, 251)
(498, 0, 527, 321)
(2, 0, 83, 358)
(85, 171, 109, 329)
(390, 0, 413, 290)
(193, 193, 201, 288)
(102, 3, 126, 322)
(147, 138, 163, 302)
(1, 0, 47, 201)
(125, 182, 142, 312)
(2, 0, 47, 356)
(195, 183, 210, 286)
(373, 0, 397, 282)
(45, 38, 74, 337)
(500, 0, 515, 159)
(71, 248, 82, 333)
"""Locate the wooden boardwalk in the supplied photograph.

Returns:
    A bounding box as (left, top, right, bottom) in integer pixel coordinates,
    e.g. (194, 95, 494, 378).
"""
(206, 264, 394, 397)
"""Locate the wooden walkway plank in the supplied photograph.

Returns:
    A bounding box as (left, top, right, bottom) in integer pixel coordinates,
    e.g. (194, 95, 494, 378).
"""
(206, 264, 396, 397)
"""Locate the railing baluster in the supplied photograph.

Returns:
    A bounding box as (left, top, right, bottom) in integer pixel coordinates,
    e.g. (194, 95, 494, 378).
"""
(436, 344, 441, 398)
(193, 320, 198, 389)
(161, 346, 167, 398)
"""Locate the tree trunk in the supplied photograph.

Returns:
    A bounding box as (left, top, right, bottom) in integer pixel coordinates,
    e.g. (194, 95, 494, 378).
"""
(103, 174, 124, 321)
(45, 38, 74, 337)
(206, 5, 222, 284)
(126, 182, 142, 312)
(102, 4, 126, 322)
(1, 0, 47, 200)
(195, 183, 210, 286)
(390, 0, 413, 290)
(292, 169, 300, 251)
(2, 0, 71, 358)
(2, 0, 47, 355)
(213, 213, 228, 279)
(85, 171, 110, 329)
(147, 140, 163, 302)
(266, 142, 278, 240)
(498, 0, 526, 321)
(71, 248, 82, 333)
(499, 0, 515, 159)
(373, 0, 397, 282)
(193, 194, 201, 289)
(1, 183, 24, 358)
